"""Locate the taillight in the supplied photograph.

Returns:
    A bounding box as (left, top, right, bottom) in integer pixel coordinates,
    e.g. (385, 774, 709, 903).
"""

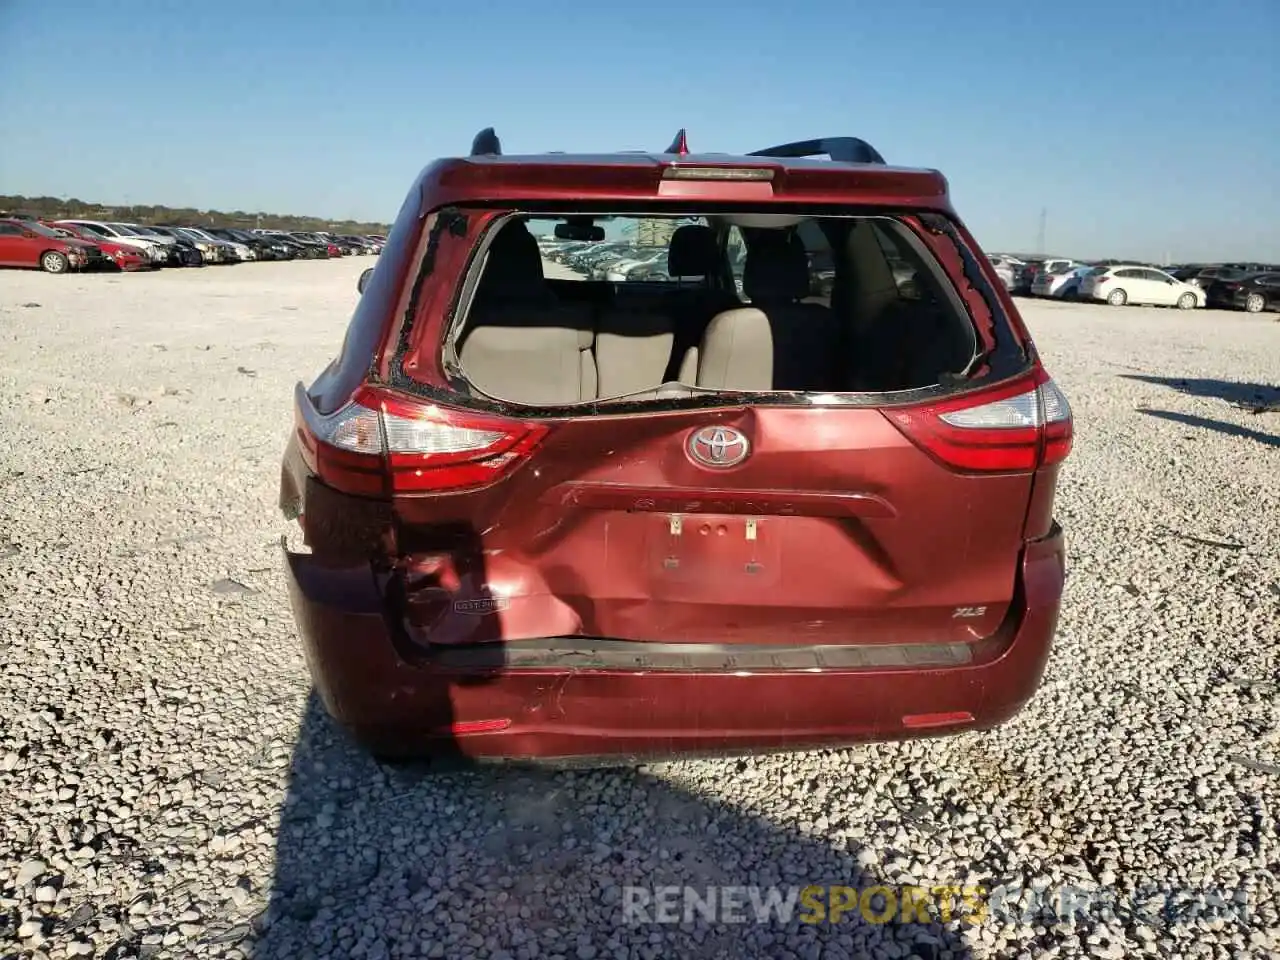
(1095, 276, 1109, 283)
(885, 368, 1073, 473)
(297, 385, 548, 495)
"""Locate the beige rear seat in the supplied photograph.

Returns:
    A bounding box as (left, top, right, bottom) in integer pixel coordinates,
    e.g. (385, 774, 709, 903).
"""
(459, 221, 597, 404)
(662, 224, 741, 383)
(593, 306, 675, 399)
(696, 232, 842, 392)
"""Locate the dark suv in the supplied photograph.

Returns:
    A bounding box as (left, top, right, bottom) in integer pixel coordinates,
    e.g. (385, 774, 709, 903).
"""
(280, 130, 1072, 763)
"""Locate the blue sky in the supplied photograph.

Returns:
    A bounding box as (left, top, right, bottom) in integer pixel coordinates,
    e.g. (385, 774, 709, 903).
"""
(1, 0, 1276, 261)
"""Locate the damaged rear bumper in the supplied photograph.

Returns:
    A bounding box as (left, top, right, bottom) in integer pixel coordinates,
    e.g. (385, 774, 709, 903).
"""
(283, 526, 1065, 762)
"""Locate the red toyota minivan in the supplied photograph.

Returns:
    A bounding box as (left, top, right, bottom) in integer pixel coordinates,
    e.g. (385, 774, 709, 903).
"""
(280, 131, 1071, 762)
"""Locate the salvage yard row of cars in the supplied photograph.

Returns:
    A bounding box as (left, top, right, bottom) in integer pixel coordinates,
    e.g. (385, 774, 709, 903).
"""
(0, 214, 386, 272)
(539, 237, 1279, 315)
(986, 253, 1280, 313)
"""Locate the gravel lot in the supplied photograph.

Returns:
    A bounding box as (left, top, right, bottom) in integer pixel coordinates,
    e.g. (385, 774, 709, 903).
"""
(2, 260, 1278, 960)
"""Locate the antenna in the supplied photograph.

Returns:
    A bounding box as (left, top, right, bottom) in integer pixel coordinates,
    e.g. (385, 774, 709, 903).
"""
(664, 129, 690, 155)
(470, 128, 502, 156)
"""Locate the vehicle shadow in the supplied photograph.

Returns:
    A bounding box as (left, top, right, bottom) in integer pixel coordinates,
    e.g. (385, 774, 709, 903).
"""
(1119, 374, 1280, 409)
(252, 502, 976, 958)
(249, 697, 976, 959)
(1137, 409, 1280, 449)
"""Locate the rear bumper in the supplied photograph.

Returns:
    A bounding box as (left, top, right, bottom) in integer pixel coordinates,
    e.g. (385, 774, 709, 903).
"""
(285, 526, 1065, 762)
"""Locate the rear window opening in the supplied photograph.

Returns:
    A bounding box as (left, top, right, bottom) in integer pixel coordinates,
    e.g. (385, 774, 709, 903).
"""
(443, 212, 981, 408)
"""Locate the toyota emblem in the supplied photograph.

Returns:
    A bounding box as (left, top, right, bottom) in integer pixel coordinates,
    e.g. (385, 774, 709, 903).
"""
(687, 426, 750, 468)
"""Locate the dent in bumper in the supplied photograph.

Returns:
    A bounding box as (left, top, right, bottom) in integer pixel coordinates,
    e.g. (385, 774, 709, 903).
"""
(283, 526, 1065, 761)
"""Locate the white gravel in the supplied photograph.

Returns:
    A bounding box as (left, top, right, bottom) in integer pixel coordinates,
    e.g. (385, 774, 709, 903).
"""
(1, 261, 1278, 960)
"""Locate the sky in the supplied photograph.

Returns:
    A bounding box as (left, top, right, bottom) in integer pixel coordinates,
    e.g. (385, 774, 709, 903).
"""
(1, 0, 1276, 262)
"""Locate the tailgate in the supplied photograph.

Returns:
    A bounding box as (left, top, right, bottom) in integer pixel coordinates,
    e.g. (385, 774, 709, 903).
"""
(390, 405, 1032, 648)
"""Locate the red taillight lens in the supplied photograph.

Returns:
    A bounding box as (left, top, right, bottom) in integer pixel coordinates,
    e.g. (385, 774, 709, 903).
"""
(1095, 276, 1109, 284)
(885, 369, 1073, 473)
(297, 385, 548, 494)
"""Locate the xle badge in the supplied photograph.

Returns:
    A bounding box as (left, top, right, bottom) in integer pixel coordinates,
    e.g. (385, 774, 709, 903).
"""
(952, 606, 987, 619)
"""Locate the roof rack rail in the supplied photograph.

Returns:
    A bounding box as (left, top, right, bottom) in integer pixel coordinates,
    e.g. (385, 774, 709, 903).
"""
(749, 137, 886, 165)
(470, 127, 502, 156)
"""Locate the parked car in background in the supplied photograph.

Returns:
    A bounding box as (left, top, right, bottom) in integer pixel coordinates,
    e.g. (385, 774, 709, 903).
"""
(1015, 258, 1073, 296)
(1079, 265, 1204, 308)
(127, 225, 206, 266)
(1167, 265, 1209, 283)
(599, 249, 667, 281)
(285, 236, 329, 259)
(1225, 272, 1280, 314)
(1192, 266, 1235, 290)
(162, 226, 240, 263)
(1041, 264, 1095, 299)
(178, 226, 254, 262)
(1190, 264, 1278, 288)
(54, 219, 170, 265)
(986, 255, 1017, 290)
(265, 233, 327, 259)
(1031, 261, 1087, 298)
(206, 227, 286, 260)
(1196, 269, 1252, 308)
(343, 235, 381, 254)
(148, 226, 230, 263)
(0, 217, 108, 272)
(1221, 262, 1280, 275)
(286, 232, 340, 257)
(46, 222, 152, 271)
(1012, 259, 1040, 295)
(251, 229, 299, 259)
(322, 234, 367, 255)
(545, 240, 590, 263)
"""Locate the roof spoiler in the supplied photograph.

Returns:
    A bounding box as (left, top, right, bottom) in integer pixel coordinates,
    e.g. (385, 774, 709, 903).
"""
(749, 137, 886, 165)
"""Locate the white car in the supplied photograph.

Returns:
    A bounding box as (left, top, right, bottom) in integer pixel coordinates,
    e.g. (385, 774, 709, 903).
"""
(987, 256, 1017, 290)
(110, 223, 180, 248)
(54, 219, 168, 263)
(1079, 265, 1205, 309)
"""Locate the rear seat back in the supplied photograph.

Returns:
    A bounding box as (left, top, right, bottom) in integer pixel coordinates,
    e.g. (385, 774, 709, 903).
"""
(696, 232, 841, 392)
(662, 224, 740, 382)
(459, 221, 596, 404)
(594, 304, 674, 399)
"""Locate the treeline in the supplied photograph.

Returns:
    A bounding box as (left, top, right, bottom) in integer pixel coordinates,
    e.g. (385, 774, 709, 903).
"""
(0, 195, 390, 235)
